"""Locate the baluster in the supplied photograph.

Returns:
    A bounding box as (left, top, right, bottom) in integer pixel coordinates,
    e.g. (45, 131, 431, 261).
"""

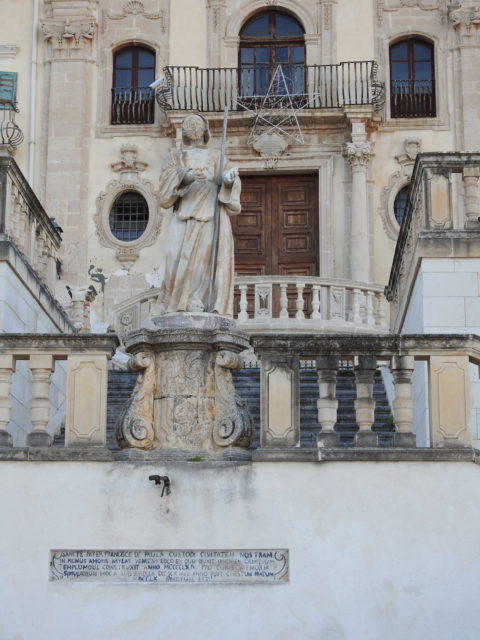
(316, 355, 340, 447)
(279, 283, 289, 319)
(365, 291, 375, 326)
(391, 355, 416, 447)
(27, 355, 54, 447)
(311, 285, 321, 320)
(463, 166, 480, 228)
(238, 284, 248, 322)
(354, 356, 377, 447)
(295, 282, 305, 319)
(0, 355, 14, 447)
(350, 288, 362, 324)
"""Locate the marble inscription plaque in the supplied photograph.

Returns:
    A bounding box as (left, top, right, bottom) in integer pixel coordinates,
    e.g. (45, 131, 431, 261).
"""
(50, 549, 289, 584)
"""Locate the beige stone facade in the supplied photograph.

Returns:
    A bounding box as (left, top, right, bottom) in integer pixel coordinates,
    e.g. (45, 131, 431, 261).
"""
(2, 0, 477, 333)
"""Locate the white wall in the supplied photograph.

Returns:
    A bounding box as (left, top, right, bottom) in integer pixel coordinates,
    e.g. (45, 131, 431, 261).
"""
(401, 258, 480, 446)
(0, 460, 479, 640)
(0, 261, 68, 445)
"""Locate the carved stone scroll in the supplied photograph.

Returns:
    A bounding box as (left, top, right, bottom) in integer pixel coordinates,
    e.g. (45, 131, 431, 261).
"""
(213, 350, 254, 447)
(116, 352, 155, 450)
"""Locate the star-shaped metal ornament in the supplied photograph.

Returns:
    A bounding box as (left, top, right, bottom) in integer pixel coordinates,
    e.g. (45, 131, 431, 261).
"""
(237, 65, 317, 146)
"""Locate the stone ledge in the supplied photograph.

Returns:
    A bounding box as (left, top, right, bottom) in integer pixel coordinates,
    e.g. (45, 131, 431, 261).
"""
(319, 447, 475, 462)
(0, 446, 477, 464)
(252, 448, 318, 462)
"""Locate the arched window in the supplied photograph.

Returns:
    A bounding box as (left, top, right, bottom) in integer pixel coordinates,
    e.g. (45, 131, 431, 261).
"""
(109, 191, 149, 241)
(394, 185, 410, 227)
(390, 38, 435, 118)
(239, 10, 305, 97)
(111, 45, 155, 125)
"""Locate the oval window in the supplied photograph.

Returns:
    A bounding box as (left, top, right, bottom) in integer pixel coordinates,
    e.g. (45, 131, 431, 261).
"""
(109, 191, 149, 241)
(394, 185, 409, 227)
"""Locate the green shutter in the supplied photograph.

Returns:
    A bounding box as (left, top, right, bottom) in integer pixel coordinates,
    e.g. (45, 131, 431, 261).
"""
(0, 72, 17, 109)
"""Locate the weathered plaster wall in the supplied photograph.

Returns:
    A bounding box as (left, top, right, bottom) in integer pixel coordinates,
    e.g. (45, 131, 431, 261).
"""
(1, 460, 479, 640)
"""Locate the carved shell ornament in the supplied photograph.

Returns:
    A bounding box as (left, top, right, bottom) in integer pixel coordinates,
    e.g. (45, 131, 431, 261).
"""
(124, 1, 147, 14)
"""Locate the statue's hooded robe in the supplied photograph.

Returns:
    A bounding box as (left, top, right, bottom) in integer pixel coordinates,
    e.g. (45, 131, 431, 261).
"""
(158, 138, 241, 317)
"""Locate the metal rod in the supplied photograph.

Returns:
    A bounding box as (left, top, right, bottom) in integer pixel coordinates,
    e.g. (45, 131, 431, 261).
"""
(206, 106, 229, 312)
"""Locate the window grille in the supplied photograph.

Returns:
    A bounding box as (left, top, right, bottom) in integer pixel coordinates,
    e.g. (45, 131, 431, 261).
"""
(109, 191, 149, 242)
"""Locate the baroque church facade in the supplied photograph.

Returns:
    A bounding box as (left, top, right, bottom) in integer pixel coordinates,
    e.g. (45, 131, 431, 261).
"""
(1, 0, 480, 638)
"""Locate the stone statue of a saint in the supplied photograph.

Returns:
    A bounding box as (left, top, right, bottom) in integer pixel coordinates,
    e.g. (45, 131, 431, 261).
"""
(157, 114, 241, 316)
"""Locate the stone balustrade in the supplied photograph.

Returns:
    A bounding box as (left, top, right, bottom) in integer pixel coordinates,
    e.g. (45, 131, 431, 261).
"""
(113, 278, 388, 339)
(234, 276, 387, 332)
(0, 153, 62, 290)
(250, 333, 480, 451)
(386, 152, 480, 331)
(0, 335, 119, 449)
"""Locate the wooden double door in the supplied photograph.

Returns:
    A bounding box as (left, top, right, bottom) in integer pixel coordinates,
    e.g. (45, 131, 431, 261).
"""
(232, 174, 319, 277)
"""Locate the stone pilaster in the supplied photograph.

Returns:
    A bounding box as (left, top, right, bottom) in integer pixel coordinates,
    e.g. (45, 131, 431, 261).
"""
(206, 0, 227, 67)
(65, 353, 108, 447)
(41, 0, 98, 290)
(449, 4, 480, 150)
(344, 141, 373, 283)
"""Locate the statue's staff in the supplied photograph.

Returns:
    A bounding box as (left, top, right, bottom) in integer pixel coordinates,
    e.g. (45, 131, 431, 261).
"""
(207, 106, 229, 312)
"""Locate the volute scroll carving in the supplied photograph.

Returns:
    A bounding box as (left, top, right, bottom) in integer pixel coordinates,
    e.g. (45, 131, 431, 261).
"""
(116, 352, 156, 450)
(213, 350, 254, 448)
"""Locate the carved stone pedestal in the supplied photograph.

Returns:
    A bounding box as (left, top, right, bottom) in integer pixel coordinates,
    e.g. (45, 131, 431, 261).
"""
(119, 314, 253, 456)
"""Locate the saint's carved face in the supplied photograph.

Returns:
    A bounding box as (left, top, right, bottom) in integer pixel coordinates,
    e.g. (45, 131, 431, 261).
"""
(182, 115, 207, 143)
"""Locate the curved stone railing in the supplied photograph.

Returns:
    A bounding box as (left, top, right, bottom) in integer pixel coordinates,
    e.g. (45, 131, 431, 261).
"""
(113, 277, 389, 339)
(234, 276, 388, 333)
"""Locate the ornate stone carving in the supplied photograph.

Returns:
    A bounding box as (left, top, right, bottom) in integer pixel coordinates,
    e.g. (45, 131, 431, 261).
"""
(116, 352, 155, 450)
(213, 351, 254, 447)
(449, 5, 480, 35)
(156, 350, 214, 450)
(377, 0, 442, 24)
(111, 145, 148, 175)
(344, 142, 373, 167)
(94, 146, 162, 266)
(379, 138, 421, 240)
(104, 1, 167, 32)
(42, 19, 96, 50)
(252, 132, 289, 169)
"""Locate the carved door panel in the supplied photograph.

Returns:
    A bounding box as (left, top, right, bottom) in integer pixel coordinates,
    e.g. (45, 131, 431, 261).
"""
(232, 174, 319, 316)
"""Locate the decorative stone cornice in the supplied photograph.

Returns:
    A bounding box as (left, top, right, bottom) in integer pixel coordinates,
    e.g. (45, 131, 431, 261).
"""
(344, 142, 374, 167)
(0, 45, 19, 59)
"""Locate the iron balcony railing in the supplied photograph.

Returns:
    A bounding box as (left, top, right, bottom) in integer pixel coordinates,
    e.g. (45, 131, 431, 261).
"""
(111, 86, 155, 125)
(0, 99, 23, 149)
(160, 61, 383, 112)
(390, 79, 435, 118)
